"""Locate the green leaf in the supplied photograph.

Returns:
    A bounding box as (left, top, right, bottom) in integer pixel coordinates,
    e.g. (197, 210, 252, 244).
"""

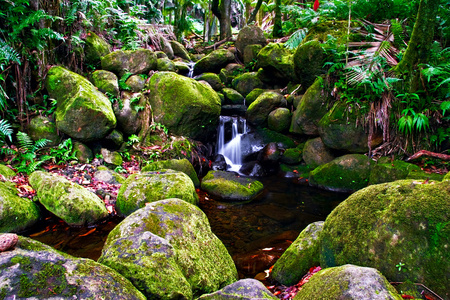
(440, 101, 450, 116)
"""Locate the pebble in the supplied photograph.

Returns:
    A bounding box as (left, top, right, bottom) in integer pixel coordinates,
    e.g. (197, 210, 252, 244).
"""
(0, 233, 18, 252)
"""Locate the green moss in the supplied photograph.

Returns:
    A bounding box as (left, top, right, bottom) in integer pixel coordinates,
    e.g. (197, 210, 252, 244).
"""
(369, 160, 420, 185)
(141, 158, 200, 187)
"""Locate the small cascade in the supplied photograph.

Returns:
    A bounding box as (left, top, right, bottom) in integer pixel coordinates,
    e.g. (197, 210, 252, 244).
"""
(187, 61, 195, 78)
(216, 116, 248, 172)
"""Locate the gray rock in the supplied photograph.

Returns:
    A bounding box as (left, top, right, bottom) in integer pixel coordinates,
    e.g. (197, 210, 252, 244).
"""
(199, 279, 277, 300)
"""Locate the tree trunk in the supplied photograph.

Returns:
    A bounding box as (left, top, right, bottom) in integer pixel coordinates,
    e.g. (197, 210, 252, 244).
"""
(212, 0, 232, 40)
(247, 0, 264, 25)
(273, 0, 283, 38)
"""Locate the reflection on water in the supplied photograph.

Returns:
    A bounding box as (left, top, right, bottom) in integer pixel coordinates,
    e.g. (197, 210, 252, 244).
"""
(25, 176, 348, 278)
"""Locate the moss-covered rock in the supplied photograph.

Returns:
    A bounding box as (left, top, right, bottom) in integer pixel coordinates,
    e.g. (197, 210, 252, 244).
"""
(222, 88, 244, 105)
(309, 154, 374, 192)
(194, 49, 235, 75)
(293, 40, 325, 89)
(29, 171, 108, 226)
(302, 137, 335, 169)
(174, 60, 190, 75)
(406, 168, 445, 181)
(84, 32, 111, 66)
(0, 164, 15, 179)
(0, 182, 40, 233)
(72, 141, 93, 163)
(235, 25, 267, 58)
(247, 91, 286, 127)
(116, 169, 198, 216)
(170, 40, 191, 61)
(256, 43, 295, 85)
(27, 115, 61, 147)
(104, 129, 124, 147)
(232, 72, 264, 97)
(90, 70, 119, 97)
(268, 108, 292, 133)
(45, 66, 117, 142)
(290, 77, 329, 135)
(125, 74, 146, 92)
(147, 71, 221, 141)
(94, 167, 126, 185)
(271, 221, 324, 286)
(195, 73, 224, 91)
(243, 44, 263, 65)
(0, 236, 145, 299)
(141, 158, 200, 187)
(201, 170, 264, 202)
(443, 172, 450, 181)
(101, 49, 157, 77)
(114, 91, 143, 135)
(294, 265, 402, 300)
(245, 88, 265, 106)
(198, 279, 277, 300)
(318, 101, 381, 153)
(320, 180, 450, 299)
(280, 146, 303, 165)
(98, 199, 238, 299)
(157, 57, 177, 72)
(369, 160, 421, 185)
(255, 128, 297, 149)
(100, 148, 123, 166)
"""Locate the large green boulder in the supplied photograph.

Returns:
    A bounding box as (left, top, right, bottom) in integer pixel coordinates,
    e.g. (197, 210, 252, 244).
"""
(247, 91, 286, 127)
(194, 73, 224, 91)
(198, 279, 277, 300)
(0, 182, 40, 233)
(1, 236, 145, 299)
(45, 66, 117, 142)
(320, 179, 450, 299)
(90, 70, 120, 97)
(29, 171, 108, 226)
(235, 25, 267, 58)
(309, 154, 374, 192)
(369, 160, 421, 185)
(293, 40, 325, 89)
(27, 115, 61, 147)
(157, 57, 177, 72)
(290, 77, 330, 135)
(222, 87, 244, 105)
(114, 91, 144, 135)
(116, 169, 198, 216)
(141, 158, 200, 187)
(147, 71, 221, 141)
(271, 221, 324, 286)
(294, 265, 402, 300)
(170, 40, 191, 60)
(0, 164, 15, 179)
(101, 49, 157, 77)
(443, 172, 450, 180)
(194, 49, 235, 75)
(84, 32, 111, 65)
(318, 101, 381, 153)
(302, 137, 335, 169)
(201, 170, 264, 202)
(98, 199, 238, 299)
(268, 108, 292, 133)
(256, 43, 296, 85)
(232, 72, 264, 97)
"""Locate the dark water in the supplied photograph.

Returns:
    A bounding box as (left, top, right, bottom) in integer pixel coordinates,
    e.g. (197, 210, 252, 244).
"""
(26, 176, 348, 278)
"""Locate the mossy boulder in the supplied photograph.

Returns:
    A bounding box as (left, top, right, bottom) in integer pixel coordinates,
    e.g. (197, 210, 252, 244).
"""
(232, 72, 264, 97)
(125, 74, 146, 92)
(29, 171, 108, 226)
(302, 137, 335, 169)
(194, 49, 235, 75)
(84, 32, 111, 65)
(290, 77, 329, 135)
(256, 43, 295, 85)
(294, 265, 402, 300)
(157, 57, 177, 72)
(271, 221, 324, 286)
(45, 66, 117, 142)
(72, 141, 93, 163)
(369, 160, 421, 185)
(116, 169, 198, 216)
(235, 25, 267, 58)
(198, 279, 277, 300)
(101, 49, 157, 77)
(170, 40, 191, 60)
(195, 73, 224, 91)
(222, 88, 244, 105)
(0, 182, 40, 233)
(174, 61, 190, 75)
(114, 92, 143, 135)
(0, 164, 15, 179)
(293, 40, 325, 89)
(444, 172, 450, 181)
(268, 108, 292, 133)
(255, 128, 297, 149)
(280, 146, 304, 165)
(104, 129, 124, 147)
(147, 71, 221, 141)
(100, 148, 123, 166)
(318, 102, 380, 153)
(245, 88, 265, 106)
(90, 70, 119, 97)
(141, 158, 200, 187)
(406, 169, 445, 181)
(309, 154, 374, 192)
(247, 91, 286, 127)
(94, 167, 126, 185)
(243, 44, 263, 65)
(98, 199, 238, 299)
(27, 115, 61, 146)
(0, 236, 145, 299)
(201, 170, 264, 202)
(320, 180, 450, 299)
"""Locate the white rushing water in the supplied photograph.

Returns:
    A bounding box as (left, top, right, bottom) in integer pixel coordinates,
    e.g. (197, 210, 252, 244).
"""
(187, 61, 195, 78)
(216, 116, 248, 172)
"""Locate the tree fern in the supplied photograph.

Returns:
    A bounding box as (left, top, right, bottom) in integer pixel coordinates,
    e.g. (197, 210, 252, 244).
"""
(0, 119, 13, 146)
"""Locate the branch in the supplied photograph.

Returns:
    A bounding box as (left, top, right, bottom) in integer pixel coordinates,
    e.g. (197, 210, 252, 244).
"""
(406, 150, 450, 161)
(204, 37, 233, 50)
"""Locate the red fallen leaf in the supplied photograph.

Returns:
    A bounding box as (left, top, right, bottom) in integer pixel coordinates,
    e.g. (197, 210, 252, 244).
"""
(401, 295, 414, 299)
(209, 160, 212, 168)
(293, 170, 298, 173)
(78, 228, 96, 237)
(313, 0, 319, 11)
(273, 291, 281, 296)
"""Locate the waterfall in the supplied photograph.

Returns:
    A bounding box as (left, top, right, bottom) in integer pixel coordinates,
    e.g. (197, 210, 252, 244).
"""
(216, 116, 248, 172)
(187, 61, 195, 78)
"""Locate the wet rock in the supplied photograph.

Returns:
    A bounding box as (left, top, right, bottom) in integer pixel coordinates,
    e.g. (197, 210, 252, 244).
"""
(268, 108, 292, 133)
(141, 158, 200, 187)
(258, 204, 296, 224)
(170, 40, 191, 61)
(27, 115, 61, 147)
(222, 87, 244, 105)
(302, 137, 334, 169)
(236, 25, 267, 58)
(0, 233, 18, 252)
(90, 70, 119, 97)
(194, 49, 235, 75)
(232, 72, 264, 97)
(247, 91, 286, 127)
(198, 279, 277, 300)
(101, 49, 157, 77)
(280, 145, 304, 165)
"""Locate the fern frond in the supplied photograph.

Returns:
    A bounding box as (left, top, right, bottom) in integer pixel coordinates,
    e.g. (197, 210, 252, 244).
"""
(284, 28, 308, 50)
(33, 138, 50, 151)
(0, 119, 13, 143)
(16, 131, 34, 152)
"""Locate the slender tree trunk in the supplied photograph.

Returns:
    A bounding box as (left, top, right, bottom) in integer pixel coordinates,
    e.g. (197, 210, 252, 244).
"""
(212, 0, 232, 39)
(273, 0, 282, 38)
(247, 0, 263, 24)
